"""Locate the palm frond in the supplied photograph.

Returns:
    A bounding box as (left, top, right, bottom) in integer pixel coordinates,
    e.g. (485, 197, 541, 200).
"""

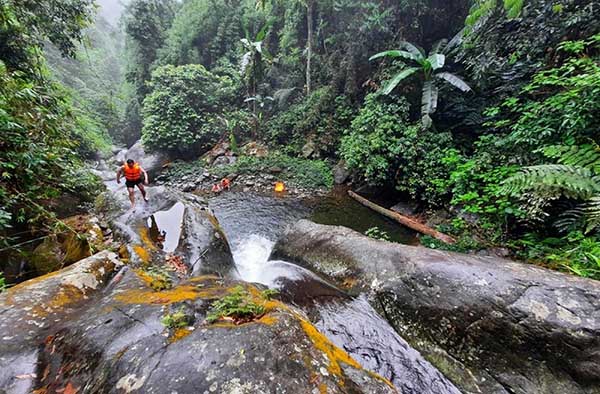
(369, 50, 419, 62)
(256, 20, 273, 42)
(421, 80, 439, 117)
(399, 41, 425, 59)
(431, 39, 448, 55)
(381, 67, 419, 95)
(435, 72, 472, 92)
(428, 54, 445, 71)
(444, 28, 465, 55)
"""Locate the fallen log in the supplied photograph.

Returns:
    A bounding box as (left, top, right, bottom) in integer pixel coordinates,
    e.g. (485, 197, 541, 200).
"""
(348, 190, 456, 244)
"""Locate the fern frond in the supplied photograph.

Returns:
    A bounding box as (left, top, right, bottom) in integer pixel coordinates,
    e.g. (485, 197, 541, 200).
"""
(584, 196, 600, 233)
(555, 206, 586, 233)
(503, 165, 599, 200)
(544, 144, 600, 173)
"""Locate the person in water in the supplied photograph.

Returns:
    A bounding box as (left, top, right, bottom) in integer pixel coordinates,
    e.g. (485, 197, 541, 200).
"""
(116, 159, 149, 208)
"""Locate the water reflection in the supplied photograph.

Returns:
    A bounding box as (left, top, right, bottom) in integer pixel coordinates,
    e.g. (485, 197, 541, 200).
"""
(145, 201, 185, 252)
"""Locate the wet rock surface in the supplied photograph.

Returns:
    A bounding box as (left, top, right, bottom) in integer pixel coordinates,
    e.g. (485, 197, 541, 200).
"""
(0, 251, 123, 394)
(2, 263, 398, 394)
(100, 185, 234, 277)
(272, 220, 600, 394)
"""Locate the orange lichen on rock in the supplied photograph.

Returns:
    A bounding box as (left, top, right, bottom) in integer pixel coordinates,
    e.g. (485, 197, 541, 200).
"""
(319, 383, 328, 394)
(169, 327, 193, 343)
(115, 285, 201, 304)
(300, 319, 361, 377)
(4, 270, 62, 298)
(257, 315, 278, 326)
(47, 284, 85, 309)
(187, 275, 220, 283)
(27, 284, 86, 318)
(138, 226, 157, 250)
(133, 245, 150, 264)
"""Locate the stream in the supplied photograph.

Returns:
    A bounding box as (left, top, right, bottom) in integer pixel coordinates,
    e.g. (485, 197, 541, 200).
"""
(208, 190, 460, 393)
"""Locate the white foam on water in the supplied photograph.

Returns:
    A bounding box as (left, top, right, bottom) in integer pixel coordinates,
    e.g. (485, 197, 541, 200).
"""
(231, 234, 275, 284)
(231, 235, 304, 287)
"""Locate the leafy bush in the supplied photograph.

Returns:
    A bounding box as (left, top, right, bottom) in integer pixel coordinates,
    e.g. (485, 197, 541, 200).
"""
(497, 45, 600, 155)
(340, 93, 454, 205)
(421, 234, 482, 254)
(161, 307, 190, 329)
(340, 93, 412, 185)
(0, 272, 6, 292)
(0, 62, 104, 235)
(206, 286, 266, 324)
(440, 138, 524, 224)
(141, 64, 235, 157)
(511, 232, 600, 280)
(365, 227, 390, 242)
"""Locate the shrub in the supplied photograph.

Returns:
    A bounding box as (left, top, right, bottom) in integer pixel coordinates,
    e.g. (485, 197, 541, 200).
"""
(206, 286, 266, 324)
(441, 137, 524, 225)
(0, 61, 104, 235)
(340, 93, 412, 185)
(141, 64, 235, 157)
(161, 307, 190, 329)
(365, 227, 390, 242)
(340, 93, 454, 205)
(511, 231, 600, 280)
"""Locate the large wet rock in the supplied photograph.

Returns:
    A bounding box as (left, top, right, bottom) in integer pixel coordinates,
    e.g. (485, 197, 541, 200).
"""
(102, 186, 234, 277)
(30, 215, 105, 275)
(111, 140, 168, 180)
(3, 264, 398, 393)
(0, 251, 123, 394)
(271, 220, 600, 394)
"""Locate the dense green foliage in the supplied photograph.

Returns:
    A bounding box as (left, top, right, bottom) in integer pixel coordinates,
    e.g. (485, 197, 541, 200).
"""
(0, 0, 105, 247)
(2, 0, 599, 282)
(166, 152, 333, 190)
(141, 64, 235, 157)
(216, 153, 333, 189)
(45, 16, 126, 145)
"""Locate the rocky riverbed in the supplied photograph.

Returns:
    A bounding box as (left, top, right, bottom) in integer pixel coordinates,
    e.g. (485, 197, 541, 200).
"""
(3, 142, 599, 394)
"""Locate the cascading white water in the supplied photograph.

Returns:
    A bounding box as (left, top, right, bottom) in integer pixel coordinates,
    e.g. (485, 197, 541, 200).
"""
(230, 234, 304, 287)
(231, 234, 274, 283)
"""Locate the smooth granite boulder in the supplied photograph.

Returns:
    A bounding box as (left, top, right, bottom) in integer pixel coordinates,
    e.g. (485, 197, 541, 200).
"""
(271, 220, 600, 394)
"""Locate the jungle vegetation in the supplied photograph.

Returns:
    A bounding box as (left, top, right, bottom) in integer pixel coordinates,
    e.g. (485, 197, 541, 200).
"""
(1, 0, 599, 284)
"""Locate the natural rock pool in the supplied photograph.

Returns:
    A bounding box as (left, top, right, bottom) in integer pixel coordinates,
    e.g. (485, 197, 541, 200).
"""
(209, 190, 459, 393)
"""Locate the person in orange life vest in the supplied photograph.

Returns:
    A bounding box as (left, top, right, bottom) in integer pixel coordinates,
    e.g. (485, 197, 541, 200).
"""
(116, 159, 149, 208)
(220, 178, 231, 190)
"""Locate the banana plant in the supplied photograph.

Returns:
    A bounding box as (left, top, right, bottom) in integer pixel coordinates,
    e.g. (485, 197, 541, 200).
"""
(370, 35, 471, 128)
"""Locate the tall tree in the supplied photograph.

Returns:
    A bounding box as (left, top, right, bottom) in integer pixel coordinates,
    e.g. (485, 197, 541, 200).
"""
(256, 0, 315, 94)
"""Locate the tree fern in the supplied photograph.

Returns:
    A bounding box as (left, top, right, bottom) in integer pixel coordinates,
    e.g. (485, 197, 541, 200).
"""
(504, 144, 600, 233)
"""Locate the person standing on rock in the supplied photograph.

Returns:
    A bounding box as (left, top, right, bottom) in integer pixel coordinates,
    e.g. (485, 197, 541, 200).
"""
(116, 159, 149, 208)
